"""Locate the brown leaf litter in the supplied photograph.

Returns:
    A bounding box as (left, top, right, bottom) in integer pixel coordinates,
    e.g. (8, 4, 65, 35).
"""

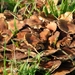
(0, 8, 75, 75)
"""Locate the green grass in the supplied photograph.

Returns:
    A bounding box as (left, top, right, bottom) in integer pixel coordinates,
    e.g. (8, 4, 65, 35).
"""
(3, 41, 7, 75)
(3, 49, 50, 75)
(18, 61, 39, 75)
(0, 0, 40, 18)
(0, 0, 24, 12)
(0, 0, 75, 18)
(0, 0, 15, 12)
(1, 0, 75, 75)
(18, 52, 50, 75)
(19, 0, 40, 18)
(10, 18, 18, 36)
(18, 51, 40, 75)
(43, 0, 75, 19)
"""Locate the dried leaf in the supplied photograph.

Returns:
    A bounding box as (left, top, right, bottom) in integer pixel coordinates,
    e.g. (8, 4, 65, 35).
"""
(52, 50, 73, 61)
(70, 41, 75, 48)
(0, 53, 3, 59)
(40, 29, 50, 41)
(2, 30, 13, 44)
(59, 12, 73, 22)
(25, 33, 40, 47)
(48, 31, 60, 45)
(46, 21, 57, 32)
(0, 13, 6, 19)
(53, 61, 75, 75)
(7, 19, 25, 30)
(12, 51, 28, 60)
(57, 20, 75, 34)
(0, 18, 13, 44)
(40, 60, 61, 73)
(4, 10, 14, 19)
(41, 48, 59, 57)
(62, 47, 75, 57)
(25, 15, 42, 29)
(0, 67, 3, 74)
(56, 35, 72, 48)
(0, 18, 7, 33)
(17, 28, 31, 40)
(35, 43, 45, 50)
(39, 13, 56, 22)
(36, 0, 45, 8)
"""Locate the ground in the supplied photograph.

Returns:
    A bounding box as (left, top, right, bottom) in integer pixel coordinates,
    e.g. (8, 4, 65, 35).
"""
(0, 0, 75, 75)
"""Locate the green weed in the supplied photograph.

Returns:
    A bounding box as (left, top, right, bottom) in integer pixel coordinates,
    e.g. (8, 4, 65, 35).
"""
(3, 41, 7, 75)
(13, 0, 23, 13)
(21, 0, 40, 18)
(0, 0, 16, 12)
(3, 44, 51, 75)
(11, 18, 18, 36)
(43, 0, 75, 19)
(0, 0, 40, 18)
(0, 0, 4, 12)
(18, 52, 41, 75)
(0, 0, 23, 12)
